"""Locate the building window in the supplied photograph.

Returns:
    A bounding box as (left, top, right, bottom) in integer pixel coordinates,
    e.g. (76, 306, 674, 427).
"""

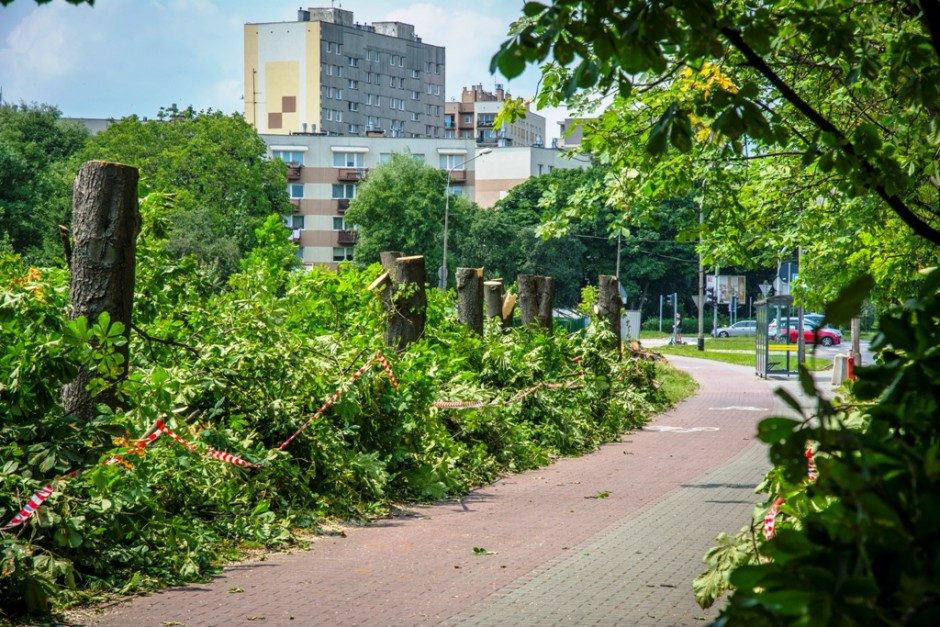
(331, 183, 357, 199)
(439, 154, 467, 170)
(287, 215, 304, 229)
(411, 69, 419, 78)
(348, 57, 359, 67)
(348, 102, 359, 112)
(333, 152, 364, 168)
(326, 109, 334, 121)
(348, 79, 358, 89)
(333, 246, 354, 262)
(327, 64, 334, 76)
(412, 90, 420, 100)
(444, 130, 455, 139)
(379, 152, 392, 164)
(289, 183, 304, 198)
(348, 124, 359, 133)
(332, 216, 349, 230)
(272, 150, 304, 165)
(411, 112, 420, 121)
(391, 54, 399, 66)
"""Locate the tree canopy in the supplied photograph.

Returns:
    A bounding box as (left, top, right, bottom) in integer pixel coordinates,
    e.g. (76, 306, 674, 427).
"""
(0, 103, 89, 264)
(343, 151, 474, 284)
(493, 0, 940, 306)
(80, 105, 290, 279)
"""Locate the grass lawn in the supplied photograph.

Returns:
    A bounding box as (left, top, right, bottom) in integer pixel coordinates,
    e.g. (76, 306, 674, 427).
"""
(652, 336, 833, 371)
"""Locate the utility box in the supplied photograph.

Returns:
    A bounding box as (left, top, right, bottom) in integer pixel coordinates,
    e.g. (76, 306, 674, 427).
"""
(621, 310, 641, 341)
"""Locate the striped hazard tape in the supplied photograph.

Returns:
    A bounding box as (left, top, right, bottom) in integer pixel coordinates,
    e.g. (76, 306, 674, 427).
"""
(762, 497, 785, 540)
(155, 419, 261, 469)
(0, 484, 55, 532)
(278, 350, 400, 450)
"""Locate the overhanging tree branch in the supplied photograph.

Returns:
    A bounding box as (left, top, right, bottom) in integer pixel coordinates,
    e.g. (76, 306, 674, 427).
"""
(721, 26, 940, 247)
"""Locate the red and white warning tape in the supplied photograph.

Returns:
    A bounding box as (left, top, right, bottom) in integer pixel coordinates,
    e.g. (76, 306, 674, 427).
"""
(762, 497, 785, 540)
(0, 484, 55, 532)
(278, 351, 399, 449)
(155, 419, 262, 469)
(806, 447, 817, 481)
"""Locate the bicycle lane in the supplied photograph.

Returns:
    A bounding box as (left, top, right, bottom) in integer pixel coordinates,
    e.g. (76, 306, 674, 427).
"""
(79, 356, 792, 627)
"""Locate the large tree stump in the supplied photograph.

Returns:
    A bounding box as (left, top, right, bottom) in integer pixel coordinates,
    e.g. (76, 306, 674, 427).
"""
(383, 255, 427, 351)
(518, 274, 555, 333)
(597, 274, 622, 354)
(456, 267, 484, 335)
(62, 161, 140, 420)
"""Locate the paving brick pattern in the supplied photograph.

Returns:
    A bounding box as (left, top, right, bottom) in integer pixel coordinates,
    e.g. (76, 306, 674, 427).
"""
(79, 357, 803, 627)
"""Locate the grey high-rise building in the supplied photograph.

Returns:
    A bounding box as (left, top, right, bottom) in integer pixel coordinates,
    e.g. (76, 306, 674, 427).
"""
(244, 7, 446, 138)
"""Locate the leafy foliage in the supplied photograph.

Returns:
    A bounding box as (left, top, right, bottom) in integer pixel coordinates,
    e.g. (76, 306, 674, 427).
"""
(80, 106, 290, 279)
(0, 103, 90, 265)
(493, 0, 940, 307)
(692, 271, 940, 624)
(0, 205, 672, 618)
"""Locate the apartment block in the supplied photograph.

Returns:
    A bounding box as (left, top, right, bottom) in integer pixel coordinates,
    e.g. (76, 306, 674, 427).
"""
(245, 7, 446, 137)
(444, 84, 546, 147)
(264, 134, 479, 266)
(474, 146, 588, 208)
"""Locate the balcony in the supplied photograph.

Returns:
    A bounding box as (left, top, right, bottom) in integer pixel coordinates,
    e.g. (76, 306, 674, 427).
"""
(286, 164, 303, 180)
(337, 230, 358, 245)
(337, 168, 367, 181)
(337, 198, 350, 213)
(288, 228, 302, 244)
(291, 199, 302, 212)
(448, 170, 467, 183)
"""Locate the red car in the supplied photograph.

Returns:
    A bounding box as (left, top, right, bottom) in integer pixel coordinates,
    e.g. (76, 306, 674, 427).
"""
(777, 320, 842, 346)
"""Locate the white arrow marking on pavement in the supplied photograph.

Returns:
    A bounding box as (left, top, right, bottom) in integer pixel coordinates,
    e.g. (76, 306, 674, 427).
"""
(709, 406, 770, 411)
(644, 426, 720, 433)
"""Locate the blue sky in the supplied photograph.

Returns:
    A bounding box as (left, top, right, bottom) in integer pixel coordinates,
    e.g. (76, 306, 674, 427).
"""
(0, 0, 567, 137)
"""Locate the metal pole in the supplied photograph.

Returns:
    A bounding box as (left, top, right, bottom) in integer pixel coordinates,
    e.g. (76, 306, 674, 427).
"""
(712, 266, 719, 334)
(440, 180, 450, 290)
(697, 202, 704, 350)
(659, 294, 663, 333)
(440, 149, 491, 290)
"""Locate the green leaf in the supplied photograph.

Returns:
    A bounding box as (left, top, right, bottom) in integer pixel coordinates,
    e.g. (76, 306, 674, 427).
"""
(757, 417, 801, 444)
(823, 274, 875, 326)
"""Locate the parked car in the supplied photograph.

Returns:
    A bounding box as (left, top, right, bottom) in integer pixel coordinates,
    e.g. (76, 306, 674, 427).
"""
(769, 318, 842, 346)
(712, 319, 757, 337)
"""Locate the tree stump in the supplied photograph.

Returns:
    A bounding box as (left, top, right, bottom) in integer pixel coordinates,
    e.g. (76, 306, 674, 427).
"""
(597, 274, 622, 354)
(518, 274, 555, 333)
(384, 255, 427, 351)
(456, 267, 484, 335)
(484, 279, 504, 320)
(62, 161, 140, 420)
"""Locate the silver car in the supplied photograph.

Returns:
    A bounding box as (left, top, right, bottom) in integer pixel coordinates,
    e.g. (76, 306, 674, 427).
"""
(712, 320, 757, 337)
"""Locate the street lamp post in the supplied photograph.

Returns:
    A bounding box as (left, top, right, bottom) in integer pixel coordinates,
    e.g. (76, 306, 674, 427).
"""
(440, 148, 491, 290)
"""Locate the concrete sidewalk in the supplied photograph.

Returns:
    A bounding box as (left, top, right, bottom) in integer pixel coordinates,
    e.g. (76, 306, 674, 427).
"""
(79, 356, 800, 627)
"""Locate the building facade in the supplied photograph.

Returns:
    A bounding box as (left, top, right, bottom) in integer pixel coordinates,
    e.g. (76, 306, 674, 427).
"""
(245, 7, 446, 137)
(444, 84, 546, 147)
(474, 146, 588, 208)
(262, 134, 479, 266)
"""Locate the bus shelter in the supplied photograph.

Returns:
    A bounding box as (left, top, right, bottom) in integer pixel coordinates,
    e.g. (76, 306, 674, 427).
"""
(755, 295, 799, 378)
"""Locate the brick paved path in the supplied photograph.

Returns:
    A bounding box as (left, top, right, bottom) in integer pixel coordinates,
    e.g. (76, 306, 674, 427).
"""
(80, 357, 801, 627)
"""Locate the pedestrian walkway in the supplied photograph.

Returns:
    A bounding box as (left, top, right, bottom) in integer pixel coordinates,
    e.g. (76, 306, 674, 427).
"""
(78, 357, 805, 627)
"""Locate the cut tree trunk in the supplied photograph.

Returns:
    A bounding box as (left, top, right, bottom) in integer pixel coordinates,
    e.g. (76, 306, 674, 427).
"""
(456, 267, 484, 335)
(597, 274, 622, 354)
(383, 255, 427, 351)
(484, 279, 504, 320)
(518, 274, 554, 333)
(62, 161, 140, 420)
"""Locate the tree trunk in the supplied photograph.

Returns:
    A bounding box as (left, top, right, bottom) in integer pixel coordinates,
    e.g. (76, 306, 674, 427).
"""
(851, 316, 862, 367)
(377, 250, 403, 312)
(484, 279, 504, 320)
(536, 275, 555, 333)
(62, 161, 140, 420)
(380, 250, 402, 272)
(518, 274, 554, 333)
(597, 274, 622, 353)
(518, 274, 540, 328)
(456, 267, 484, 335)
(383, 255, 427, 351)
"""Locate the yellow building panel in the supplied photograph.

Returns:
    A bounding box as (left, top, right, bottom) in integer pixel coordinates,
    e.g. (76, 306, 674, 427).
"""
(265, 61, 300, 135)
(243, 25, 259, 129)
(306, 23, 321, 133)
